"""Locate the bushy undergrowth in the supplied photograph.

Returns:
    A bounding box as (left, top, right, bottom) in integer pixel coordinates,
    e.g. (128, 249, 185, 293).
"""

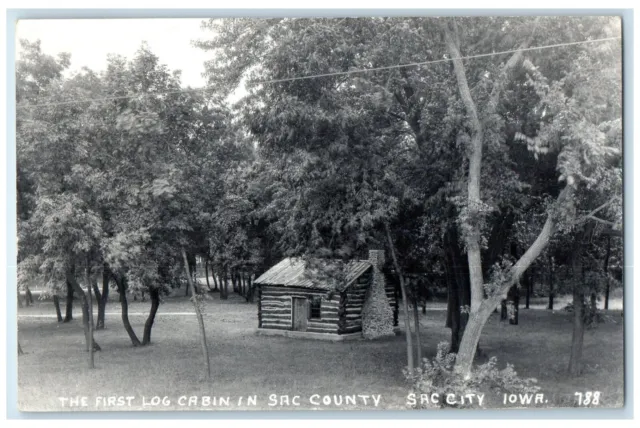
(563, 300, 614, 326)
(406, 342, 540, 409)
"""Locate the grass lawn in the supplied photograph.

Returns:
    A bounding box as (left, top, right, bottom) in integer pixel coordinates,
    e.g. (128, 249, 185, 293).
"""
(17, 292, 624, 412)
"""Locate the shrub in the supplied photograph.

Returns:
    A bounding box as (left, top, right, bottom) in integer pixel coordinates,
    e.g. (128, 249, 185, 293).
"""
(563, 300, 611, 327)
(406, 342, 540, 409)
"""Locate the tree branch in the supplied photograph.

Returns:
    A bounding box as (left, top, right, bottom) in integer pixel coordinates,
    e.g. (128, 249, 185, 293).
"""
(582, 196, 619, 220)
(498, 185, 573, 299)
(586, 215, 616, 227)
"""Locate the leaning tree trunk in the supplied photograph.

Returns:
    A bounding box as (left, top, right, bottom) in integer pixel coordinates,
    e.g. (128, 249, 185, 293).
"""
(385, 223, 415, 375)
(181, 248, 212, 380)
(18, 342, 24, 356)
(114, 274, 142, 347)
(64, 282, 74, 322)
(53, 295, 63, 322)
(142, 288, 160, 345)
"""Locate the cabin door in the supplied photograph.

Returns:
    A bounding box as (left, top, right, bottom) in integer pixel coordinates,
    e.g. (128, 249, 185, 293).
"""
(292, 297, 308, 331)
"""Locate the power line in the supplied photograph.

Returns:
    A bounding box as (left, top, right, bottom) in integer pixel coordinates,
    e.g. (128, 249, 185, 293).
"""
(252, 36, 621, 85)
(16, 36, 621, 110)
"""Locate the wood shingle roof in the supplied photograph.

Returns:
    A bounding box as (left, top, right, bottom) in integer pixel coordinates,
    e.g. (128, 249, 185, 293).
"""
(254, 257, 372, 291)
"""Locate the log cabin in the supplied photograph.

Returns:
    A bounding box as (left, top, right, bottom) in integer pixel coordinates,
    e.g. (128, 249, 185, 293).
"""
(254, 250, 398, 340)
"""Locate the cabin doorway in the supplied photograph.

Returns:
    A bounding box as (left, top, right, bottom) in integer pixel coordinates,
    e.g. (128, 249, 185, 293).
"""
(292, 297, 308, 331)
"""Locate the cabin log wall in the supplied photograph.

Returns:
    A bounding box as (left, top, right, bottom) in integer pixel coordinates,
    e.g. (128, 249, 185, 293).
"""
(259, 285, 342, 333)
(339, 268, 372, 334)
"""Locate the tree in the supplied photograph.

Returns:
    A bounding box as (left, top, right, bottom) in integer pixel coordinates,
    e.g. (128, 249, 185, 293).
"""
(441, 16, 621, 376)
(17, 40, 104, 355)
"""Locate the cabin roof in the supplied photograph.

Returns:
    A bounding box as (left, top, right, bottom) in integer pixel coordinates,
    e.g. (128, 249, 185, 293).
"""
(254, 257, 372, 291)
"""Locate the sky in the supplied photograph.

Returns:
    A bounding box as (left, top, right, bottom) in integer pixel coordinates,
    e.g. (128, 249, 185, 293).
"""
(16, 19, 213, 88)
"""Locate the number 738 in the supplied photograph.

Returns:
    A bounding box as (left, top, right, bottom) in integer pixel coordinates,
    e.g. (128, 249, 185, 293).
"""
(574, 391, 601, 406)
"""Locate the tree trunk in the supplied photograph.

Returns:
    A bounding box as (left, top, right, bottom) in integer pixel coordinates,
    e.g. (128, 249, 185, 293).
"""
(444, 226, 471, 353)
(509, 285, 520, 325)
(444, 23, 485, 316)
(231, 270, 238, 293)
(93, 268, 109, 330)
(18, 342, 24, 355)
(185, 276, 192, 297)
(444, 17, 540, 378)
(385, 223, 415, 375)
(604, 235, 611, 310)
(63, 282, 74, 322)
(66, 268, 101, 352)
(393, 277, 400, 327)
(212, 270, 219, 291)
(92, 282, 102, 326)
(445, 258, 461, 352)
(568, 241, 585, 376)
(53, 295, 63, 322)
(86, 265, 95, 368)
(142, 288, 160, 345)
(181, 247, 211, 380)
(114, 274, 142, 347)
(568, 255, 584, 376)
(525, 271, 531, 309)
(220, 269, 229, 300)
(454, 200, 563, 376)
(204, 259, 212, 291)
(247, 274, 255, 303)
(189, 253, 197, 283)
(548, 254, 555, 310)
(412, 295, 423, 365)
(224, 272, 229, 298)
(25, 285, 34, 306)
(453, 298, 498, 375)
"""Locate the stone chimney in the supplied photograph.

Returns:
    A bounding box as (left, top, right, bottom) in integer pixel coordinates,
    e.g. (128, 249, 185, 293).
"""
(368, 249, 385, 270)
(362, 249, 394, 339)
